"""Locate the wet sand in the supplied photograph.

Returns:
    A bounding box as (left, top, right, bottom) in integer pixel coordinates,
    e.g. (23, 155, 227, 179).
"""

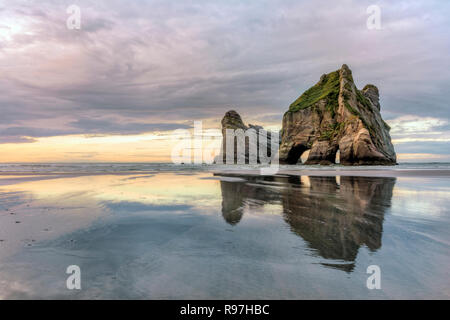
(0, 168, 449, 299)
(213, 167, 450, 178)
(0, 174, 108, 260)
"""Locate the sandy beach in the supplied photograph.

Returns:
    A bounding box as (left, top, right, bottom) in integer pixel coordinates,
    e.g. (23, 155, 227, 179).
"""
(0, 164, 449, 299)
(213, 167, 450, 178)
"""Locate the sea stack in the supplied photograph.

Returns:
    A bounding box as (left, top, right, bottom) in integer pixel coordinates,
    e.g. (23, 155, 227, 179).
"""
(279, 64, 396, 165)
(219, 110, 273, 164)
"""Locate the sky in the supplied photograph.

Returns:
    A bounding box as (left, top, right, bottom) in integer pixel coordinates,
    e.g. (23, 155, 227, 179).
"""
(0, 0, 449, 162)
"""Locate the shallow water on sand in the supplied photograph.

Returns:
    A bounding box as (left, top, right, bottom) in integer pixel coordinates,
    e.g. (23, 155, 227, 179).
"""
(0, 170, 449, 299)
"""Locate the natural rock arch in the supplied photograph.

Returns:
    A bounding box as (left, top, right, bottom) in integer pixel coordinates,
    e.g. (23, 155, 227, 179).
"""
(218, 65, 396, 166)
(279, 64, 396, 165)
(285, 144, 308, 164)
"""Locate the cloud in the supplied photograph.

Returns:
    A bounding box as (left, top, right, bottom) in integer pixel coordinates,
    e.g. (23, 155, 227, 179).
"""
(388, 116, 448, 135)
(387, 115, 450, 157)
(69, 118, 192, 134)
(0, 119, 192, 143)
(0, 126, 74, 137)
(0, 136, 36, 144)
(0, 126, 73, 144)
(397, 153, 450, 162)
(395, 141, 450, 155)
(0, 0, 449, 158)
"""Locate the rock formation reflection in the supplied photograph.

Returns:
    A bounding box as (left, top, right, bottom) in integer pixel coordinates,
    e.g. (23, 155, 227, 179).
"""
(218, 174, 396, 272)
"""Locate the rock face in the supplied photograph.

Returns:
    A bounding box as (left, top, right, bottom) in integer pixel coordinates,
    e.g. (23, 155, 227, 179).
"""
(279, 64, 396, 165)
(222, 110, 248, 132)
(219, 110, 274, 164)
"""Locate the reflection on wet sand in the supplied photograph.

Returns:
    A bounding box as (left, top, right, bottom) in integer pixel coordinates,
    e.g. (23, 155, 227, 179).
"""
(218, 174, 396, 272)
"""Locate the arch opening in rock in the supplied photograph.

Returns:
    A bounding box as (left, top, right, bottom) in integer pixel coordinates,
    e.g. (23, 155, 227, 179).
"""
(300, 150, 310, 164)
(335, 149, 340, 164)
(285, 145, 308, 164)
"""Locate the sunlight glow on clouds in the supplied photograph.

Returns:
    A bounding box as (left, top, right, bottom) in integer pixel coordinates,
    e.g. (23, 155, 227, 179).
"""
(0, 129, 223, 163)
(0, 0, 449, 162)
(387, 115, 450, 159)
(388, 116, 448, 135)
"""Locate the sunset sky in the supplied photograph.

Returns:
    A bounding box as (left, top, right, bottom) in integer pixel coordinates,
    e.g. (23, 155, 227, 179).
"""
(0, 0, 449, 162)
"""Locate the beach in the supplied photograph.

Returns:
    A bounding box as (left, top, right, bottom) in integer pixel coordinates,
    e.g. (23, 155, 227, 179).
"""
(0, 163, 449, 299)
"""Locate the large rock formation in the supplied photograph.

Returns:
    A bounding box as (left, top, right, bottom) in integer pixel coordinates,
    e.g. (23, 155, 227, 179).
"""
(279, 64, 396, 165)
(219, 110, 274, 164)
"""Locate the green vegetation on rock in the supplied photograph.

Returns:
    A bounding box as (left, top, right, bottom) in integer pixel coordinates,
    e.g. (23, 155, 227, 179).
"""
(319, 122, 345, 141)
(289, 70, 340, 113)
(362, 84, 378, 93)
(344, 101, 360, 116)
(356, 89, 372, 110)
